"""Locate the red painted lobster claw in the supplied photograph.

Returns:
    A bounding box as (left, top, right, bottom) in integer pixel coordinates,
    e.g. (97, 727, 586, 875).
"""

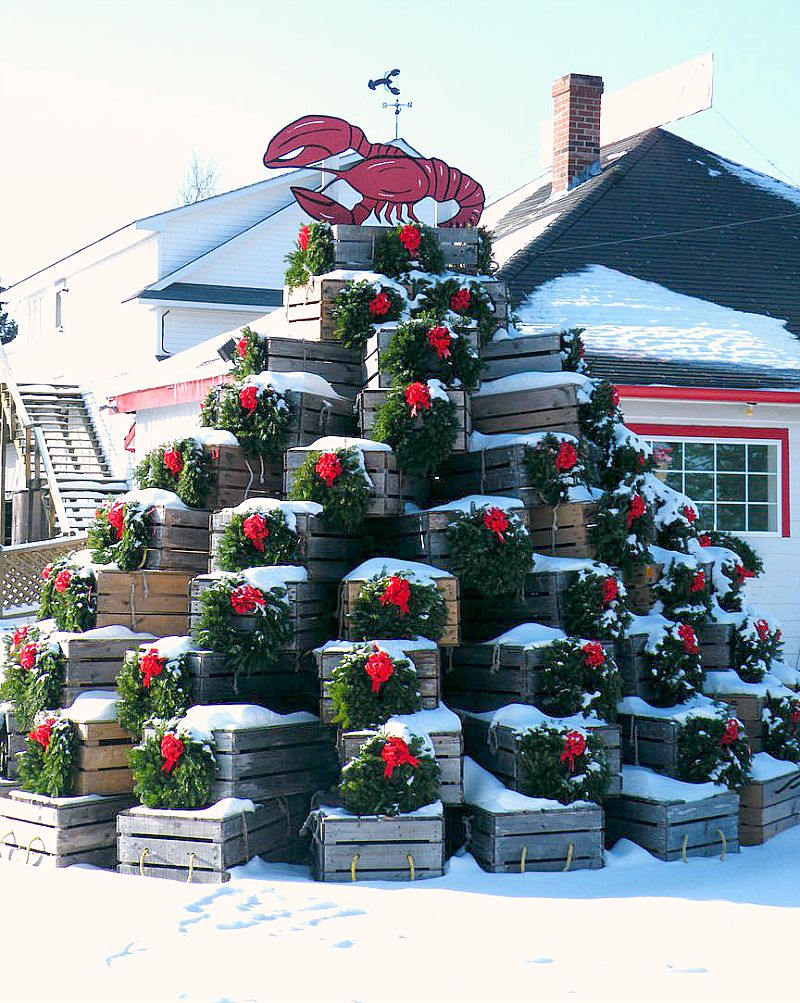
(264, 115, 367, 169)
(290, 187, 362, 225)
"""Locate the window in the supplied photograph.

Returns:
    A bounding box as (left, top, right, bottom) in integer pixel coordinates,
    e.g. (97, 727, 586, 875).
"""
(27, 295, 42, 342)
(646, 437, 780, 534)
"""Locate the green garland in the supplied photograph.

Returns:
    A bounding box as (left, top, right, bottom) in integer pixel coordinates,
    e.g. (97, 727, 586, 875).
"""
(561, 568, 631, 642)
(535, 639, 622, 722)
(702, 531, 764, 578)
(230, 326, 270, 378)
(134, 438, 213, 508)
(338, 731, 440, 816)
(0, 625, 64, 732)
(116, 646, 192, 738)
(445, 504, 533, 597)
(372, 223, 444, 278)
(372, 383, 459, 476)
(129, 724, 216, 810)
(516, 725, 610, 805)
(17, 716, 75, 798)
(380, 318, 482, 389)
(200, 378, 295, 462)
(524, 433, 587, 507)
(653, 500, 700, 552)
(677, 711, 752, 790)
(332, 280, 406, 350)
(579, 380, 622, 454)
(414, 277, 498, 346)
(38, 558, 96, 632)
(214, 507, 300, 571)
(348, 572, 448, 643)
(477, 227, 496, 276)
(284, 222, 334, 289)
(287, 447, 372, 533)
(328, 643, 420, 729)
(733, 613, 783, 683)
(190, 575, 292, 676)
(762, 693, 800, 763)
(604, 429, 655, 489)
(559, 327, 587, 373)
(644, 624, 705, 706)
(87, 499, 153, 571)
(590, 480, 655, 575)
(653, 559, 712, 627)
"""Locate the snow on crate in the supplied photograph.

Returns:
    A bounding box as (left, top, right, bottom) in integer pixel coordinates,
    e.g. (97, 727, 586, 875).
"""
(488, 622, 567, 649)
(425, 494, 526, 514)
(191, 427, 241, 448)
(531, 552, 615, 576)
(464, 756, 569, 813)
(115, 487, 190, 510)
(616, 693, 722, 724)
(204, 564, 310, 596)
(50, 624, 155, 647)
(473, 370, 592, 397)
(128, 797, 257, 821)
(178, 703, 317, 742)
(224, 497, 323, 531)
(61, 690, 120, 723)
(316, 636, 439, 660)
(343, 557, 452, 585)
(243, 369, 345, 401)
(468, 428, 578, 452)
(481, 702, 596, 735)
(139, 635, 194, 662)
(620, 765, 728, 803)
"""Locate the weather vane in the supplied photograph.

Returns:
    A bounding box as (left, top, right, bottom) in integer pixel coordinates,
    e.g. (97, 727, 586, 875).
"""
(368, 68, 412, 140)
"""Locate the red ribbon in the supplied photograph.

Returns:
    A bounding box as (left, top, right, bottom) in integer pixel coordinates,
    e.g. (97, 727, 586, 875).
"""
(554, 442, 578, 472)
(601, 577, 618, 604)
(298, 225, 310, 251)
(399, 224, 421, 254)
(381, 736, 420, 779)
(365, 650, 395, 694)
(230, 584, 266, 615)
(483, 506, 509, 542)
(405, 382, 431, 418)
(379, 576, 411, 616)
(315, 452, 343, 488)
(239, 385, 259, 413)
(160, 733, 184, 774)
(582, 642, 605, 667)
(242, 513, 270, 552)
(164, 447, 184, 476)
(368, 292, 392, 317)
(560, 731, 586, 773)
(719, 719, 739, 748)
(140, 649, 165, 689)
(678, 623, 699, 654)
(28, 718, 57, 751)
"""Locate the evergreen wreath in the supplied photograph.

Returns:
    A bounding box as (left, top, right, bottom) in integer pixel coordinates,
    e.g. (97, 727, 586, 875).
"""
(561, 568, 631, 642)
(535, 639, 622, 722)
(762, 693, 800, 763)
(515, 724, 610, 805)
(116, 645, 193, 737)
(732, 613, 783, 683)
(445, 503, 533, 597)
(230, 326, 270, 378)
(380, 317, 482, 389)
(372, 223, 444, 278)
(559, 327, 587, 374)
(129, 723, 217, 810)
(134, 438, 213, 508)
(88, 499, 153, 571)
(579, 380, 623, 454)
(214, 507, 300, 571)
(590, 481, 655, 575)
(700, 531, 764, 578)
(284, 222, 334, 289)
(328, 643, 421, 729)
(644, 623, 704, 706)
(348, 571, 448, 643)
(677, 711, 752, 790)
(653, 498, 701, 552)
(604, 428, 655, 489)
(287, 447, 372, 533)
(191, 575, 293, 676)
(332, 279, 406, 350)
(200, 378, 295, 462)
(477, 227, 496, 275)
(653, 559, 712, 627)
(0, 625, 64, 732)
(414, 278, 497, 346)
(338, 731, 440, 816)
(17, 715, 76, 798)
(38, 558, 96, 632)
(524, 433, 587, 507)
(372, 381, 459, 476)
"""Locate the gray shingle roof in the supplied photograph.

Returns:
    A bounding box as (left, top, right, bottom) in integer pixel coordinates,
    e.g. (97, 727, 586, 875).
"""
(136, 283, 283, 309)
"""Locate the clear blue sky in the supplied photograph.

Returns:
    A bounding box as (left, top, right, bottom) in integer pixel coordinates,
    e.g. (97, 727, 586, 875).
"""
(1, 0, 798, 284)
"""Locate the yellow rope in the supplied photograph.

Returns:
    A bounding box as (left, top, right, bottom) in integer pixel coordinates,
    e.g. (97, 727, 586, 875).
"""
(25, 835, 45, 865)
(716, 828, 727, 862)
(407, 853, 415, 881)
(186, 852, 196, 884)
(563, 843, 574, 872)
(681, 834, 688, 863)
(1, 829, 16, 853)
(520, 845, 528, 872)
(350, 852, 359, 882)
(139, 846, 150, 877)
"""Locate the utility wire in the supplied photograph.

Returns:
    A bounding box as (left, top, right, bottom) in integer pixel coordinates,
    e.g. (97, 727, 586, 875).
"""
(713, 107, 798, 186)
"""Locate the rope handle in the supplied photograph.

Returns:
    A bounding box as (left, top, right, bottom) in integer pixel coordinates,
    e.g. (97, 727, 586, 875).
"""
(550, 504, 560, 556)
(520, 845, 528, 873)
(243, 457, 255, 499)
(716, 827, 727, 862)
(490, 644, 501, 674)
(1, 829, 16, 857)
(186, 851, 197, 883)
(407, 853, 415, 881)
(350, 851, 359, 882)
(139, 846, 150, 877)
(563, 843, 574, 872)
(25, 835, 45, 865)
(681, 833, 689, 863)
(488, 722, 499, 754)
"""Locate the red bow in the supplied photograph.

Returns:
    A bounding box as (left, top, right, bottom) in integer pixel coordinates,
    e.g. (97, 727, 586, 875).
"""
(298, 225, 310, 251)
(449, 288, 471, 313)
(601, 577, 618, 604)
(555, 442, 578, 472)
(380, 576, 411, 616)
(381, 736, 420, 779)
(689, 570, 706, 593)
(399, 224, 421, 254)
(242, 513, 270, 552)
(405, 382, 431, 418)
(239, 385, 259, 413)
(107, 501, 125, 540)
(41, 564, 53, 581)
(719, 719, 739, 747)
(698, 534, 712, 547)
(583, 642, 605, 667)
(236, 335, 248, 358)
(368, 292, 392, 317)
(626, 493, 646, 528)
(678, 623, 699, 654)
(315, 452, 343, 488)
(140, 649, 165, 689)
(560, 731, 586, 773)
(19, 642, 37, 670)
(230, 584, 266, 615)
(682, 505, 697, 524)
(28, 718, 57, 751)
(163, 447, 184, 476)
(427, 325, 452, 360)
(365, 650, 395, 694)
(160, 733, 184, 774)
(54, 569, 73, 594)
(483, 506, 509, 542)
(12, 625, 29, 648)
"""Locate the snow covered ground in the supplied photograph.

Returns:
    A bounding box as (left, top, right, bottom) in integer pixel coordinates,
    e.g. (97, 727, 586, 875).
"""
(2, 825, 798, 1003)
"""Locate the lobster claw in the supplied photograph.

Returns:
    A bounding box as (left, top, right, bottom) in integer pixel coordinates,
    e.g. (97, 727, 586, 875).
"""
(290, 187, 357, 225)
(263, 115, 359, 168)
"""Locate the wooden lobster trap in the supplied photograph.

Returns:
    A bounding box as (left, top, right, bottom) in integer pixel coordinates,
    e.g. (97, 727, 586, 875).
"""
(696, 622, 735, 670)
(358, 388, 471, 454)
(284, 276, 355, 341)
(185, 650, 319, 716)
(0, 707, 24, 782)
(471, 380, 580, 437)
(72, 720, 137, 797)
(234, 334, 364, 399)
(525, 501, 598, 560)
(623, 562, 663, 615)
(304, 801, 446, 882)
(459, 567, 580, 642)
(738, 755, 800, 846)
(57, 630, 155, 706)
(430, 442, 548, 504)
(142, 505, 211, 575)
(614, 632, 653, 699)
(363, 326, 481, 390)
(94, 570, 191, 636)
(332, 223, 481, 273)
(480, 332, 562, 380)
(700, 671, 796, 755)
(203, 443, 283, 510)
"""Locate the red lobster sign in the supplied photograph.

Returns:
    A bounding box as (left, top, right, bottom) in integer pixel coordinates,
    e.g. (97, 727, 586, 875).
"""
(263, 115, 484, 228)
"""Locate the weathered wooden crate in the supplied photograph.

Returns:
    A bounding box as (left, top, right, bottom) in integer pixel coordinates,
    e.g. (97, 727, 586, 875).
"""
(209, 719, 338, 803)
(739, 755, 800, 846)
(358, 388, 471, 455)
(0, 790, 130, 869)
(185, 650, 318, 715)
(472, 382, 580, 437)
(315, 640, 441, 725)
(0, 778, 14, 798)
(141, 505, 211, 574)
(430, 442, 557, 504)
(623, 563, 662, 616)
(0, 722, 24, 782)
(305, 802, 446, 882)
(605, 768, 739, 860)
(209, 507, 364, 582)
(696, 622, 734, 670)
(363, 327, 481, 389)
(459, 569, 578, 642)
(73, 720, 137, 796)
(525, 501, 598, 560)
(94, 570, 191, 636)
(203, 443, 283, 509)
(283, 277, 352, 341)
(614, 633, 652, 699)
(285, 443, 428, 517)
(701, 673, 769, 754)
(480, 333, 563, 379)
(339, 570, 460, 647)
(189, 575, 335, 656)
(117, 801, 290, 882)
(237, 335, 364, 399)
(332, 223, 480, 273)
(460, 711, 621, 799)
(57, 631, 155, 705)
(337, 728, 463, 806)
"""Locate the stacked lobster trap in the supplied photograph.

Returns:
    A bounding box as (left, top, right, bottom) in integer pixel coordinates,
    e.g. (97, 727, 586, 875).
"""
(2, 218, 799, 887)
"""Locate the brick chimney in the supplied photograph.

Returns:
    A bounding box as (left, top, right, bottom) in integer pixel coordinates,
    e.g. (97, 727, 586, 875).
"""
(551, 73, 604, 195)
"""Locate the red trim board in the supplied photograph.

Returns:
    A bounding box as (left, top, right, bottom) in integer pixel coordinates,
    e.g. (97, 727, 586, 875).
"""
(629, 423, 790, 538)
(618, 386, 800, 405)
(113, 374, 231, 413)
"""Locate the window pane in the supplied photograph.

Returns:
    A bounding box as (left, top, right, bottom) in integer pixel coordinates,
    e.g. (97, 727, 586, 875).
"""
(653, 441, 681, 470)
(717, 473, 746, 502)
(717, 443, 746, 471)
(685, 472, 714, 500)
(665, 472, 684, 492)
(696, 503, 714, 528)
(685, 443, 714, 471)
(748, 474, 776, 503)
(717, 503, 746, 531)
(748, 444, 776, 473)
(747, 505, 773, 532)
